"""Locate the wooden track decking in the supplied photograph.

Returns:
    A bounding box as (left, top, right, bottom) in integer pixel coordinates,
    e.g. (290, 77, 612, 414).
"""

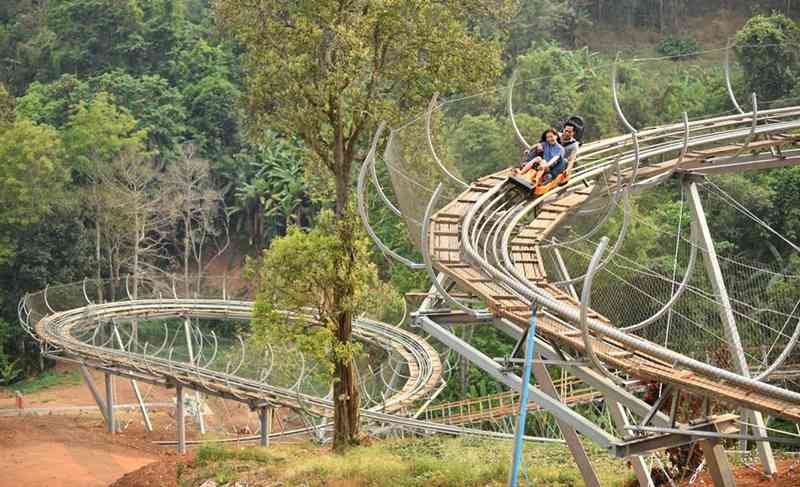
(425, 377, 603, 426)
(428, 169, 800, 423)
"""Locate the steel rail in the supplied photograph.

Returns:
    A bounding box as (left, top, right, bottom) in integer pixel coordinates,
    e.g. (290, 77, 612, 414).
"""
(451, 117, 800, 405)
(23, 293, 442, 424)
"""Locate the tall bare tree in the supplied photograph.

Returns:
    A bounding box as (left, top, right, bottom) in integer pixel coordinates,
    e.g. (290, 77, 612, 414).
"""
(164, 145, 230, 293)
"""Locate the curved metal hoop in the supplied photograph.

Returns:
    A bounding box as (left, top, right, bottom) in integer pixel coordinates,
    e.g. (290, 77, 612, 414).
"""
(621, 225, 699, 332)
(734, 93, 759, 158)
(426, 93, 468, 188)
(676, 112, 690, 169)
(553, 133, 642, 288)
(508, 70, 532, 149)
(611, 61, 638, 134)
(755, 311, 800, 381)
(580, 236, 623, 383)
(370, 134, 403, 218)
(724, 43, 745, 115)
(357, 124, 425, 270)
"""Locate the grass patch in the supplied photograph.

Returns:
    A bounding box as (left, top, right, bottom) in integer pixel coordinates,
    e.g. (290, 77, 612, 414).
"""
(195, 443, 285, 467)
(180, 437, 634, 487)
(2, 370, 82, 395)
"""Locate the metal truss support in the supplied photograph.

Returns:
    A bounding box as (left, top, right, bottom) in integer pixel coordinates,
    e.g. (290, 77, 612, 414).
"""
(113, 325, 152, 432)
(184, 317, 206, 434)
(259, 406, 272, 447)
(176, 384, 186, 454)
(608, 402, 654, 487)
(699, 439, 736, 487)
(550, 246, 653, 486)
(80, 365, 109, 424)
(417, 315, 621, 450)
(493, 317, 672, 427)
(686, 177, 777, 475)
(105, 373, 115, 434)
(551, 245, 578, 299)
(532, 354, 601, 487)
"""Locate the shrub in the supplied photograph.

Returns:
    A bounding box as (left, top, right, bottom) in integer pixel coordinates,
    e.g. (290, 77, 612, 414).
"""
(656, 36, 701, 60)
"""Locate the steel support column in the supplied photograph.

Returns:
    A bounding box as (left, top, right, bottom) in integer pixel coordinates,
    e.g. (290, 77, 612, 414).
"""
(105, 373, 114, 434)
(113, 325, 152, 432)
(184, 317, 206, 434)
(687, 178, 776, 475)
(700, 440, 736, 487)
(260, 406, 272, 447)
(493, 317, 672, 426)
(417, 315, 621, 450)
(608, 402, 654, 487)
(177, 383, 186, 454)
(532, 355, 601, 487)
(549, 247, 653, 487)
(80, 365, 108, 424)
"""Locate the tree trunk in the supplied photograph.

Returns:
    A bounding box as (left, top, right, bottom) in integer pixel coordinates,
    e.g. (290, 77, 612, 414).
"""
(332, 308, 360, 450)
(94, 180, 103, 303)
(184, 211, 190, 296)
(331, 192, 360, 451)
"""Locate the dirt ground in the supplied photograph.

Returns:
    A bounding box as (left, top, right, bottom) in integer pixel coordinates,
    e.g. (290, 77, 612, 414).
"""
(679, 458, 800, 486)
(0, 360, 309, 486)
(0, 414, 168, 487)
(0, 361, 178, 410)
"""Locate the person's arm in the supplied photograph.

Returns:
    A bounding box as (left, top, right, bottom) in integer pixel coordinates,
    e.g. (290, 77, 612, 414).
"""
(541, 146, 564, 169)
(566, 144, 579, 175)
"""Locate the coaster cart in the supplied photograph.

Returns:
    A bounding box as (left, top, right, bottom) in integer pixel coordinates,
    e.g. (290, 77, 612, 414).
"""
(508, 116, 584, 197)
(509, 165, 570, 196)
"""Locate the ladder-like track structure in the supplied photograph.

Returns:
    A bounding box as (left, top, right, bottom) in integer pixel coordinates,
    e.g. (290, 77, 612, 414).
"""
(20, 278, 564, 444)
(425, 107, 800, 424)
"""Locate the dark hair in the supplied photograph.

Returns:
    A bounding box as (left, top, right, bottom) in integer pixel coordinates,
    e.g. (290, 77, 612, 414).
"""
(563, 122, 577, 131)
(543, 128, 559, 138)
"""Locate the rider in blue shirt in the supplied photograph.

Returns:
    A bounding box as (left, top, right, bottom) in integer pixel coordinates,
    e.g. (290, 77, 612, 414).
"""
(517, 128, 564, 187)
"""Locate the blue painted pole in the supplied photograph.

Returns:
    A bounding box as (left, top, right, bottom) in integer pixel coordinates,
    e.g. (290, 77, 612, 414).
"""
(509, 307, 538, 487)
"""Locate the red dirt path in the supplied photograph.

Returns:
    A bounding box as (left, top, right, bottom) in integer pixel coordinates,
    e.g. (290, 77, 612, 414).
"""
(679, 458, 800, 486)
(0, 415, 169, 487)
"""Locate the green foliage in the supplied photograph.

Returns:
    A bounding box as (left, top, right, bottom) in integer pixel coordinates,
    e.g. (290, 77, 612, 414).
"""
(47, 0, 147, 77)
(87, 70, 187, 161)
(0, 119, 67, 237)
(656, 36, 701, 59)
(179, 437, 632, 487)
(510, 43, 622, 139)
(2, 369, 82, 393)
(216, 0, 513, 213)
(250, 209, 383, 374)
(505, 0, 583, 56)
(513, 42, 584, 127)
(18, 72, 186, 161)
(0, 359, 21, 386)
(63, 92, 147, 178)
(450, 115, 519, 182)
(183, 73, 240, 157)
(228, 134, 308, 244)
(195, 444, 281, 467)
(736, 13, 800, 102)
(0, 83, 13, 124)
(15, 75, 90, 127)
